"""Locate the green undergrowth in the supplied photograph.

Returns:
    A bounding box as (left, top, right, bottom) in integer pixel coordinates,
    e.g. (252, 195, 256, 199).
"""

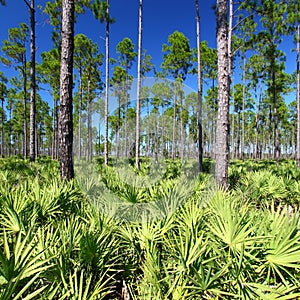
(0, 156, 300, 299)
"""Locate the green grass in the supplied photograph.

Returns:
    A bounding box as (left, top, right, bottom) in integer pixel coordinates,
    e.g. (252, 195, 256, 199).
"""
(0, 156, 300, 299)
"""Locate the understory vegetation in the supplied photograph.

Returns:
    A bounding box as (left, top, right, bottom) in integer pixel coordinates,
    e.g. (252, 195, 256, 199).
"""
(0, 157, 300, 299)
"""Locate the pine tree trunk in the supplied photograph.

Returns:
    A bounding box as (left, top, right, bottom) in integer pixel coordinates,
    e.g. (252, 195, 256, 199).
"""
(161, 105, 165, 156)
(104, 0, 109, 166)
(135, 0, 142, 170)
(215, 0, 229, 187)
(78, 70, 82, 160)
(171, 93, 177, 160)
(87, 79, 92, 162)
(196, 0, 203, 172)
(58, 0, 75, 181)
(231, 74, 235, 160)
(262, 127, 265, 160)
(235, 112, 240, 159)
(23, 56, 28, 160)
(8, 105, 12, 157)
(29, 0, 36, 162)
(241, 56, 246, 162)
(180, 92, 184, 161)
(297, 23, 300, 167)
(254, 87, 260, 162)
(273, 67, 280, 165)
(292, 124, 295, 159)
(228, 0, 234, 161)
(1, 97, 4, 158)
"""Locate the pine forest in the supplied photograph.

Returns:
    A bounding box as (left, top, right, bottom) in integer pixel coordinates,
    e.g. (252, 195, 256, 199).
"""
(0, 0, 300, 299)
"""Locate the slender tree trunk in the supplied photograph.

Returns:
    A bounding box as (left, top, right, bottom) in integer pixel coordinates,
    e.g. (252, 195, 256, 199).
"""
(135, 0, 142, 170)
(104, 0, 110, 166)
(262, 127, 266, 160)
(52, 98, 55, 159)
(8, 104, 12, 157)
(297, 23, 300, 167)
(231, 74, 235, 160)
(228, 0, 234, 161)
(23, 56, 28, 160)
(78, 70, 82, 160)
(196, 0, 203, 172)
(273, 65, 280, 165)
(58, 0, 75, 180)
(241, 55, 246, 162)
(179, 92, 184, 161)
(254, 85, 261, 162)
(29, 0, 36, 162)
(1, 97, 4, 157)
(161, 105, 165, 156)
(87, 79, 92, 162)
(235, 112, 240, 159)
(215, 0, 229, 187)
(116, 98, 120, 159)
(171, 92, 177, 160)
(292, 124, 295, 159)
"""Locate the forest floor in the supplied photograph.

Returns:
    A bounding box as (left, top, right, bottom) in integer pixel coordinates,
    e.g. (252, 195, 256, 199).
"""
(0, 156, 300, 299)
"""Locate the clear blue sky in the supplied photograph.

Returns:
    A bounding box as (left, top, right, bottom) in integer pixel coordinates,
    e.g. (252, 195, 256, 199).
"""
(0, 0, 297, 105)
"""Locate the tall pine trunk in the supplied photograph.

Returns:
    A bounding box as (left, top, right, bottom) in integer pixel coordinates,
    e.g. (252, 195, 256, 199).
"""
(23, 56, 28, 160)
(77, 69, 83, 160)
(272, 65, 280, 165)
(58, 0, 75, 180)
(241, 55, 246, 162)
(1, 96, 4, 157)
(104, 0, 109, 166)
(171, 92, 177, 160)
(215, 0, 229, 187)
(29, 0, 36, 162)
(254, 85, 261, 161)
(297, 23, 300, 167)
(235, 111, 240, 159)
(196, 0, 203, 172)
(87, 79, 92, 162)
(231, 74, 235, 160)
(135, 0, 142, 170)
(228, 0, 234, 161)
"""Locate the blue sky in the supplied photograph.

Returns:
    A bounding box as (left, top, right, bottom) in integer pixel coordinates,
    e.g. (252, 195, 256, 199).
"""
(0, 0, 298, 106)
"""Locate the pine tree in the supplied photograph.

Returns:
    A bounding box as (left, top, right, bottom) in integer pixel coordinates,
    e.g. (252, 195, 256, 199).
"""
(161, 31, 192, 160)
(215, 0, 230, 187)
(91, 0, 114, 166)
(2, 23, 29, 160)
(58, 0, 75, 180)
(135, 0, 143, 170)
(0, 72, 7, 157)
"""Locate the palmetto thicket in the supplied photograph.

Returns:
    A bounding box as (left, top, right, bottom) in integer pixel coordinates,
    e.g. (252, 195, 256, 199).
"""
(1, 157, 300, 299)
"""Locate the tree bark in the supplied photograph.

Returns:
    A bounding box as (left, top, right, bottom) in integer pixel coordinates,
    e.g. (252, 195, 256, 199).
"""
(23, 55, 28, 160)
(104, 0, 110, 166)
(297, 23, 300, 167)
(241, 55, 246, 162)
(171, 92, 177, 160)
(135, 0, 142, 170)
(77, 69, 82, 160)
(87, 79, 92, 162)
(254, 84, 261, 162)
(231, 74, 235, 160)
(215, 0, 229, 187)
(58, 0, 75, 180)
(229, 0, 234, 161)
(235, 111, 240, 159)
(273, 64, 280, 165)
(29, 0, 36, 162)
(1, 96, 4, 158)
(196, 0, 203, 172)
